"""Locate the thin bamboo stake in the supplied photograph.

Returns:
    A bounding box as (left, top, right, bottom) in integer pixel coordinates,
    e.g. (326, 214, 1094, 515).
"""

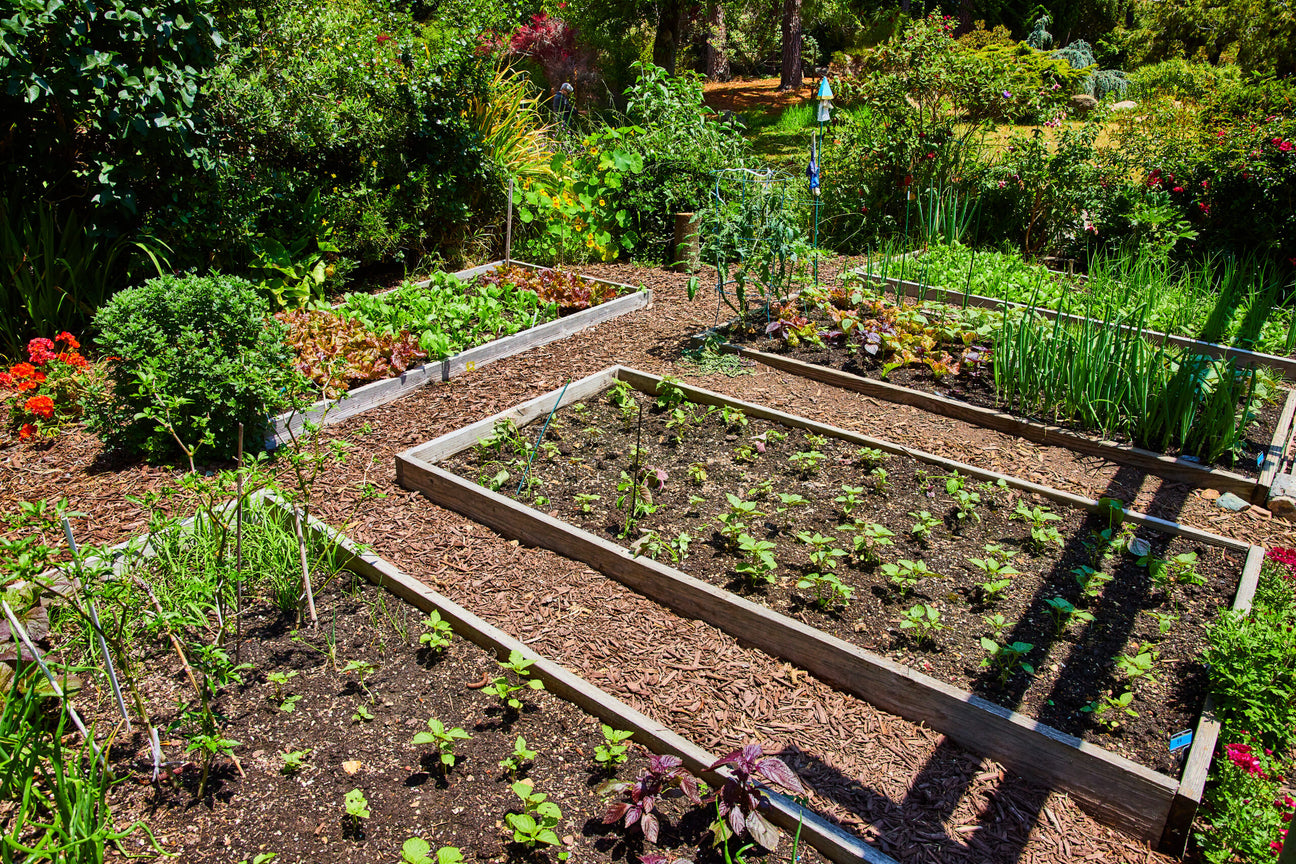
(61, 518, 130, 730)
(235, 422, 244, 662)
(295, 509, 318, 627)
(3, 599, 97, 757)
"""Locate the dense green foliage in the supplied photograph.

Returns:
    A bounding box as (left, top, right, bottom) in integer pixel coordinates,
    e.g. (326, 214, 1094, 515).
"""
(88, 274, 295, 460)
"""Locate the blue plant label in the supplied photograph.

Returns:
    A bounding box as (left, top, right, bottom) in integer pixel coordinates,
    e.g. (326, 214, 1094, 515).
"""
(1169, 730, 1193, 752)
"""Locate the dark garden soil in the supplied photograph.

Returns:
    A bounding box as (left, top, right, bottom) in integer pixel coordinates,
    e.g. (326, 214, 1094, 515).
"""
(720, 309, 1286, 479)
(443, 391, 1243, 776)
(94, 574, 818, 864)
(9, 257, 1293, 864)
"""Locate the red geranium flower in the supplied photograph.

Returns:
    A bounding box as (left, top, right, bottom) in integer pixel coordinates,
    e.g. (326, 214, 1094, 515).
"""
(16, 380, 37, 392)
(55, 331, 80, 349)
(18, 423, 35, 440)
(0, 372, 11, 387)
(10, 362, 35, 379)
(24, 394, 55, 419)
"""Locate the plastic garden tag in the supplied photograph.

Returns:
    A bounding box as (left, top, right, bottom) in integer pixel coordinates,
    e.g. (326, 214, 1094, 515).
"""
(1169, 729, 1193, 752)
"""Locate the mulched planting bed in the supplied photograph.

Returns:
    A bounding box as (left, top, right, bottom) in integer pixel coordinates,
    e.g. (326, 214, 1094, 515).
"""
(94, 572, 819, 864)
(718, 303, 1286, 479)
(442, 387, 1244, 776)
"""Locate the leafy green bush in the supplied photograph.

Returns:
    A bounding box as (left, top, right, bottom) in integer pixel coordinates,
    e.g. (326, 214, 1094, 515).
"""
(88, 274, 295, 461)
(1205, 584, 1296, 753)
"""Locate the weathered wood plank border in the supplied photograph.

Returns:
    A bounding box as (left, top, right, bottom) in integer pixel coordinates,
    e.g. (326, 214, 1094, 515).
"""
(691, 336, 1282, 503)
(256, 492, 895, 864)
(395, 365, 1261, 849)
(267, 261, 650, 447)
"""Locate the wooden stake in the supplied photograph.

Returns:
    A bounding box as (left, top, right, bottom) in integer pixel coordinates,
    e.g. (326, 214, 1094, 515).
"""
(295, 509, 318, 627)
(235, 422, 244, 661)
(505, 179, 514, 267)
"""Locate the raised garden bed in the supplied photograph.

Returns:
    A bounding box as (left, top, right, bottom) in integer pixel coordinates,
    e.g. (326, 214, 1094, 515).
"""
(854, 255, 1296, 378)
(395, 366, 1264, 853)
(269, 261, 650, 447)
(693, 287, 1296, 504)
(36, 492, 881, 864)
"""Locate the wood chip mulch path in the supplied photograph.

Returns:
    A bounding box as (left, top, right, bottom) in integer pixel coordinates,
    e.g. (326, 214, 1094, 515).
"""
(4, 259, 1293, 863)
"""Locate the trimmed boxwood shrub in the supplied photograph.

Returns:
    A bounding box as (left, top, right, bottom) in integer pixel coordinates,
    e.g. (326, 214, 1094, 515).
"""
(88, 273, 296, 462)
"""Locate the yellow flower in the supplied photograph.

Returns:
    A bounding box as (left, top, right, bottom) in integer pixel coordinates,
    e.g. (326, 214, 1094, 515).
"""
(371, 160, 378, 167)
(585, 235, 596, 248)
(597, 198, 606, 207)
(394, 183, 400, 190)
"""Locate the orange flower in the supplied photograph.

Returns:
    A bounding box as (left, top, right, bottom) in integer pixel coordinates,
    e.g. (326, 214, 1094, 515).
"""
(16, 380, 37, 392)
(10, 362, 34, 379)
(18, 423, 35, 440)
(56, 331, 80, 350)
(24, 395, 54, 419)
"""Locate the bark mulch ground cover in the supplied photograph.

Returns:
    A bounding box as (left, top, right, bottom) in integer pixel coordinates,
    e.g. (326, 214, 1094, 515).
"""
(95, 571, 805, 864)
(5, 258, 1295, 863)
(719, 298, 1285, 478)
(440, 389, 1241, 775)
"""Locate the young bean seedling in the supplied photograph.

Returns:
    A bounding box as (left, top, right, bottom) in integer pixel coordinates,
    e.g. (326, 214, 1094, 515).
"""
(881, 559, 934, 595)
(280, 749, 311, 774)
(344, 788, 370, 834)
(1045, 597, 1094, 635)
(499, 735, 537, 775)
(735, 533, 778, 584)
(899, 604, 943, 647)
(412, 718, 472, 771)
(574, 492, 601, 514)
(419, 610, 453, 652)
(835, 485, 866, 517)
(1013, 502, 1063, 550)
(983, 613, 1010, 638)
(506, 781, 563, 849)
(402, 840, 464, 864)
(1082, 690, 1138, 730)
(1071, 565, 1112, 601)
(909, 510, 939, 541)
(980, 639, 1034, 684)
(486, 649, 545, 711)
(839, 520, 895, 565)
(595, 725, 635, 767)
(789, 449, 825, 475)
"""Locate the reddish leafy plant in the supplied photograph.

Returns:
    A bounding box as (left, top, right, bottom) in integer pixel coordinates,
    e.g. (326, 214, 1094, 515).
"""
(600, 753, 702, 844)
(276, 310, 426, 399)
(709, 744, 805, 850)
(480, 265, 618, 314)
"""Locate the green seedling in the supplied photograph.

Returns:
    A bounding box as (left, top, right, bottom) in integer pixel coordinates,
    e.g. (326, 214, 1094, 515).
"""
(412, 718, 472, 771)
(1144, 608, 1179, 637)
(977, 478, 1011, 507)
(686, 494, 706, 515)
(765, 429, 787, 444)
(1045, 597, 1094, 635)
(980, 639, 1034, 684)
(733, 443, 758, 463)
(688, 463, 708, 485)
(968, 556, 1019, 601)
(803, 431, 827, 448)
(1115, 643, 1159, 682)
(655, 375, 688, 409)
(665, 407, 692, 438)
(280, 748, 311, 774)
(267, 671, 300, 711)
(789, 450, 825, 475)
(716, 493, 763, 547)
(574, 493, 601, 514)
(735, 533, 778, 583)
(775, 493, 809, 526)
(342, 659, 377, 698)
(595, 725, 635, 767)
(839, 521, 894, 565)
(419, 610, 453, 652)
(1072, 565, 1112, 600)
(881, 559, 934, 595)
(402, 839, 464, 864)
(279, 694, 302, 713)
(352, 703, 375, 723)
(836, 485, 865, 516)
(486, 649, 545, 711)
(746, 477, 773, 500)
(1013, 502, 1063, 550)
(796, 570, 853, 609)
(720, 405, 749, 429)
(855, 446, 885, 468)
(983, 613, 1010, 638)
(506, 781, 562, 848)
(982, 543, 1018, 565)
(1082, 690, 1137, 730)
(899, 604, 943, 647)
(668, 531, 692, 563)
(909, 510, 939, 541)
(871, 466, 890, 493)
(344, 788, 370, 829)
(499, 735, 538, 775)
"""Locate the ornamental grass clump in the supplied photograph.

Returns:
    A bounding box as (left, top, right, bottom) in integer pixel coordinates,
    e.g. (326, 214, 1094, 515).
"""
(89, 273, 296, 462)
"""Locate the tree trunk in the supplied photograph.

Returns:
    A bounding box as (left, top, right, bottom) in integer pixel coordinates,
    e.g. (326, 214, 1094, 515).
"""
(705, 1, 730, 81)
(779, 0, 802, 91)
(652, 0, 683, 75)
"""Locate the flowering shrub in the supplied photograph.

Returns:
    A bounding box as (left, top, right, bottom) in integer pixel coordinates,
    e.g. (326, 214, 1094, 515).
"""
(1267, 547, 1296, 576)
(1, 333, 98, 441)
(1198, 731, 1293, 862)
(517, 126, 644, 263)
